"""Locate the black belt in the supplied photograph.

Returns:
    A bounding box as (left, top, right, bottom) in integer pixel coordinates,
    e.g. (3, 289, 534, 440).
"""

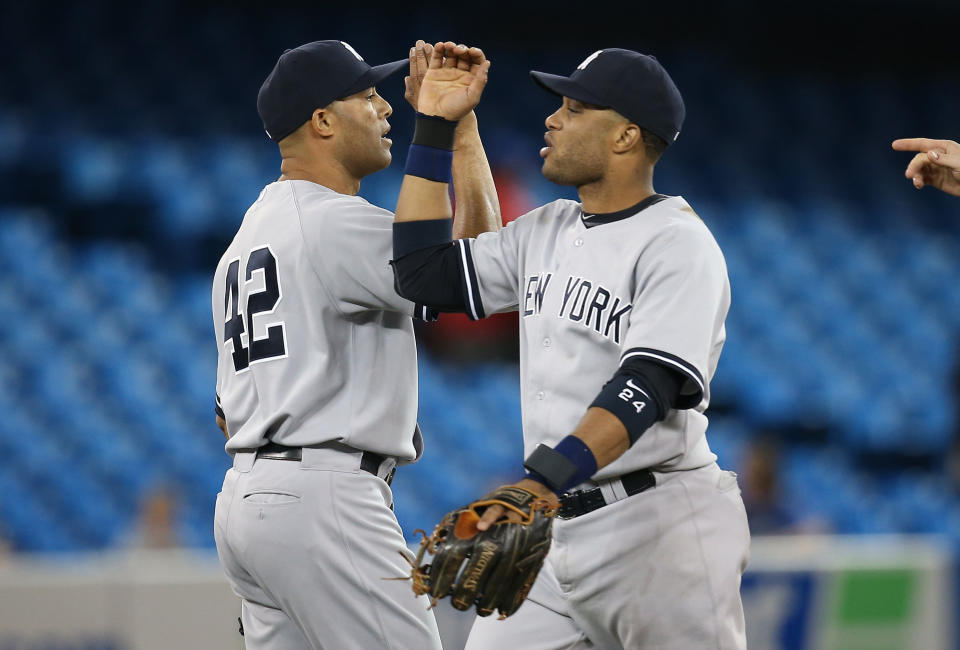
(256, 442, 395, 486)
(558, 468, 656, 519)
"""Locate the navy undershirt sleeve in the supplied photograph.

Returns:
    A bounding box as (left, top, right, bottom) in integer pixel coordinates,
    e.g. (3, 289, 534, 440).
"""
(393, 218, 452, 257)
(590, 358, 685, 445)
(392, 220, 469, 313)
(620, 358, 685, 413)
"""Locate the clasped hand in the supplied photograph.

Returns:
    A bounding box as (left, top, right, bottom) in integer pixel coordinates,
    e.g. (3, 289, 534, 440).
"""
(406, 40, 490, 121)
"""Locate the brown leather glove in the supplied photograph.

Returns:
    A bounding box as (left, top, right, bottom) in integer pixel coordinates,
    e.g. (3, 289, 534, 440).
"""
(409, 485, 556, 618)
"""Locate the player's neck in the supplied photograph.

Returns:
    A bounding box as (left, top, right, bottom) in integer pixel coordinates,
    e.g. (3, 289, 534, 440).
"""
(279, 157, 361, 195)
(577, 179, 655, 215)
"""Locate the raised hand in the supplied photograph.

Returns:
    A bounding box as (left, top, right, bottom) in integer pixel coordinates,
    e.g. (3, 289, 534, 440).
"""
(416, 42, 491, 121)
(404, 39, 434, 112)
(892, 137, 960, 197)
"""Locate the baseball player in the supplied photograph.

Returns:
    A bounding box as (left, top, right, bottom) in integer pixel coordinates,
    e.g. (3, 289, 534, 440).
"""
(211, 40, 498, 649)
(892, 137, 960, 196)
(391, 47, 750, 648)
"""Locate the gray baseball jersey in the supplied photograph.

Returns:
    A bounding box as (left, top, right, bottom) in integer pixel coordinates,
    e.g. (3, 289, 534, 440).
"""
(457, 194, 728, 478)
(212, 179, 426, 459)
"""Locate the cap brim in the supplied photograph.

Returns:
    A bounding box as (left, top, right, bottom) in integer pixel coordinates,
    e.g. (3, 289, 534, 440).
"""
(341, 59, 408, 98)
(529, 71, 609, 107)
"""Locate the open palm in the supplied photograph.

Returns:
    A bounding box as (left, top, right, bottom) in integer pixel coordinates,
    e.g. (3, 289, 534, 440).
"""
(417, 42, 490, 122)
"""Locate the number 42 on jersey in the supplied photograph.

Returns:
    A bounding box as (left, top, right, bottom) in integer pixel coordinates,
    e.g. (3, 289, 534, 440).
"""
(223, 246, 288, 373)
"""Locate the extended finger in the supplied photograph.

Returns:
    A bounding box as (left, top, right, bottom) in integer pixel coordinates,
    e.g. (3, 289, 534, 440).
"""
(465, 48, 485, 74)
(468, 47, 485, 66)
(476, 502, 503, 531)
(409, 44, 419, 79)
(452, 44, 470, 71)
(892, 137, 951, 153)
(451, 44, 471, 71)
(415, 39, 429, 79)
(429, 42, 444, 69)
(442, 41, 458, 68)
(466, 59, 491, 103)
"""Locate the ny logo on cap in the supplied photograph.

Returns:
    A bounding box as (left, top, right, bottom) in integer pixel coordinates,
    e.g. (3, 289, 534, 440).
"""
(577, 50, 603, 70)
(340, 41, 364, 61)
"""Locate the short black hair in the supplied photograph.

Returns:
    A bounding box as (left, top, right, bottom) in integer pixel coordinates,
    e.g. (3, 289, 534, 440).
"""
(641, 128, 668, 162)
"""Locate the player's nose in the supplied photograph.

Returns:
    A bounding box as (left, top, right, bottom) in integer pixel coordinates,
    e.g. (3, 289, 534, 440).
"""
(378, 94, 393, 119)
(545, 107, 562, 131)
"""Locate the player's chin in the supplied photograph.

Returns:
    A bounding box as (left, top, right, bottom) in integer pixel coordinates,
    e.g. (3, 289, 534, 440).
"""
(541, 161, 576, 186)
(372, 146, 392, 171)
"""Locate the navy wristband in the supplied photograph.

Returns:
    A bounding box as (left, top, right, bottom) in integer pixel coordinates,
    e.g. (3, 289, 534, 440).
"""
(523, 435, 598, 496)
(404, 113, 457, 183)
(405, 144, 453, 183)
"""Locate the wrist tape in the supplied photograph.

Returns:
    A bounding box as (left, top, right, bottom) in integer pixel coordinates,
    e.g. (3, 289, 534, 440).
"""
(523, 435, 598, 496)
(405, 113, 458, 183)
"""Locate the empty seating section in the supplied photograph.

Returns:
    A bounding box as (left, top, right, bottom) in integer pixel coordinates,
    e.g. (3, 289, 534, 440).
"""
(1, 2, 959, 550)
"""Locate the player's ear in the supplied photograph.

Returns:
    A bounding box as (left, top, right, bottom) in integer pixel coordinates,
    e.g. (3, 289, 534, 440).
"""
(309, 107, 336, 138)
(612, 123, 642, 155)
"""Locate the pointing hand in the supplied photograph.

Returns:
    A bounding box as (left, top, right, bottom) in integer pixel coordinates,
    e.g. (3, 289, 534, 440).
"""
(892, 138, 960, 197)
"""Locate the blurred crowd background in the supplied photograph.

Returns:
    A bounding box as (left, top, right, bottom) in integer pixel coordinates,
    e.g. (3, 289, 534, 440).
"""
(1, 0, 960, 604)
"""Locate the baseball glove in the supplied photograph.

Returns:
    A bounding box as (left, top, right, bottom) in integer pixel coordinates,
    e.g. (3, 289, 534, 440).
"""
(409, 485, 557, 618)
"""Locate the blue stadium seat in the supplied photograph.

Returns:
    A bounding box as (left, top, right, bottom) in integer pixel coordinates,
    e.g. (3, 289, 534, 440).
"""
(4, 49, 960, 552)
(60, 138, 133, 202)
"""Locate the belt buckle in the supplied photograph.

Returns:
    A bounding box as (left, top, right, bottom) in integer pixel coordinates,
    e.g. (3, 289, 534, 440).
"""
(558, 491, 584, 519)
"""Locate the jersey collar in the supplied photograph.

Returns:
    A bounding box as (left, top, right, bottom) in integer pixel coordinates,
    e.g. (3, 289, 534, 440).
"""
(580, 193, 670, 228)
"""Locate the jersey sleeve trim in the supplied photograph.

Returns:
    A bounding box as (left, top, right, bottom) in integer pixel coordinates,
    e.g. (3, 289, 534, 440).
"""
(215, 393, 225, 419)
(414, 303, 439, 322)
(620, 347, 704, 408)
(456, 239, 486, 320)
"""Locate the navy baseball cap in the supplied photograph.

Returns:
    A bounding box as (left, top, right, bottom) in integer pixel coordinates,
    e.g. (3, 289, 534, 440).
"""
(257, 40, 407, 142)
(530, 49, 685, 145)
